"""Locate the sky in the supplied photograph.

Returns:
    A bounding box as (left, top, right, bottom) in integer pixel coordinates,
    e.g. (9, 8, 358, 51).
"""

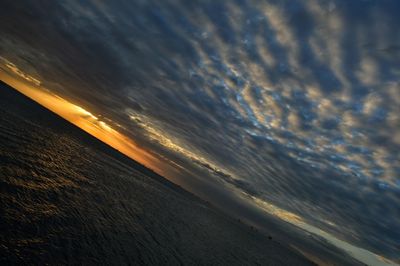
(0, 0, 399, 264)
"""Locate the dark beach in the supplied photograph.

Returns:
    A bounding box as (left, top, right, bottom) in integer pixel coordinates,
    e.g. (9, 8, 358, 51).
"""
(0, 81, 314, 265)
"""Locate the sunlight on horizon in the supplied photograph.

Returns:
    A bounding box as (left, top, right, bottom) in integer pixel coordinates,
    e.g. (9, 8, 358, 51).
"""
(0, 60, 169, 176)
(1, 58, 397, 266)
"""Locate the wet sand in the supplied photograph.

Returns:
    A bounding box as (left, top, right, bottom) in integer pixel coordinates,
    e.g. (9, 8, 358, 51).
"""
(0, 82, 313, 265)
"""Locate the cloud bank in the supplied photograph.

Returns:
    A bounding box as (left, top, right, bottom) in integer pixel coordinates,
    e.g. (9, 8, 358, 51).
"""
(1, 0, 399, 260)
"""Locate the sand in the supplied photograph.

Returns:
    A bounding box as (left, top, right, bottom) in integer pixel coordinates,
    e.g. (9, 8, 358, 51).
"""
(0, 81, 314, 265)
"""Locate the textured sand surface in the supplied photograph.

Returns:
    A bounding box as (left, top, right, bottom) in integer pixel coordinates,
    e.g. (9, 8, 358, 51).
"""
(0, 82, 313, 265)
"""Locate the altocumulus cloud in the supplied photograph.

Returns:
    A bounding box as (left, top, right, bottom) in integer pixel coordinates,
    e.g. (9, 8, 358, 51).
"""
(0, 0, 400, 260)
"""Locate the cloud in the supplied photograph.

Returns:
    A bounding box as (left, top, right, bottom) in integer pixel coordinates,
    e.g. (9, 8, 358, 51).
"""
(1, 0, 400, 260)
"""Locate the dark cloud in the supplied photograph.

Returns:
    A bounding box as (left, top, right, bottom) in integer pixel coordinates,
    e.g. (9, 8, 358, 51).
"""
(1, 0, 400, 260)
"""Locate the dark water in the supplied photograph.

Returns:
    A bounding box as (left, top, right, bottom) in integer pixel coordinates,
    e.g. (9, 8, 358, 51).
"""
(1, 0, 400, 262)
(0, 84, 315, 265)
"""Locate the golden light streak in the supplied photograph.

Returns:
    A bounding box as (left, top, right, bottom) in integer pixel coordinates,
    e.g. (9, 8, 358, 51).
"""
(0, 60, 170, 176)
(252, 195, 398, 266)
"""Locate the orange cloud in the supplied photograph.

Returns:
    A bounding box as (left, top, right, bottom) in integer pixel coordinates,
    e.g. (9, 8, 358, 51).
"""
(0, 61, 169, 176)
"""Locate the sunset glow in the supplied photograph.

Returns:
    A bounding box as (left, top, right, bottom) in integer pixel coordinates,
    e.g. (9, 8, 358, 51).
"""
(1, 1, 400, 264)
(0, 62, 165, 175)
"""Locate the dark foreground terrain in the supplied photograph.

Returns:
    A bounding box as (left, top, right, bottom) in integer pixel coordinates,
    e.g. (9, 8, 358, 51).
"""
(0, 82, 313, 265)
